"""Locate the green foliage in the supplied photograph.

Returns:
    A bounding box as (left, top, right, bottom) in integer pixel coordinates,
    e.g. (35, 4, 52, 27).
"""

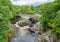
(19, 6, 36, 14)
(0, 0, 35, 42)
(0, 0, 13, 42)
(55, 0, 60, 2)
(0, 20, 10, 42)
(1, 0, 60, 42)
(40, 1, 60, 35)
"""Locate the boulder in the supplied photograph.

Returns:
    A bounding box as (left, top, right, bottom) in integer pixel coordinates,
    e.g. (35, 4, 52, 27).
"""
(29, 16, 39, 23)
(15, 14, 21, 21)
(8, 24, 18, 42)
(10, 14, 21, 24)
(38, 32, 59, 42)
(29, 22, 40, 32)
(19, 26, 30, 36)
(18, 20, 32, 27)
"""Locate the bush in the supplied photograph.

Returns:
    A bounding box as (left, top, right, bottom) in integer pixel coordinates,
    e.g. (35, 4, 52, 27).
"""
(40, 1, 60, 35)
(0, 0, 36, 42)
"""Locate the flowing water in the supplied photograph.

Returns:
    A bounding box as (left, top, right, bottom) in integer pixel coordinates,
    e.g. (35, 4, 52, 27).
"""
(10, 22, 40, 42)
(10, 14, 58, 42)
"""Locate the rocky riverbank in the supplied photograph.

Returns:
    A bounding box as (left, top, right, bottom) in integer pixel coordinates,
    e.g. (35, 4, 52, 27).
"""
(8, 14, 60, 42)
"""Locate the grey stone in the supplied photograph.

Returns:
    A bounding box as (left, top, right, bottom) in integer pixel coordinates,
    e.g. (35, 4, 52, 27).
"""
(18, 20, 32, 27)
(29, 16, 39, 23)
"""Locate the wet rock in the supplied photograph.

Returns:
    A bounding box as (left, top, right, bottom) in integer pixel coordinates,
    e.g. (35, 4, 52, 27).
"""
(16, 14, 21, 18)
(29, 22, 40, 33)
(28, 29, 35, 34)
(15, 14, 21, 21)
(54, 34, 60, 42)
(29, 16, 39, 23)
(17, 20, 32, 27)
(10, 14, 21, 24)
(56, 34, 60, 39)
(29, 24, 33, 27)
(38, 31, 60, 42)
(19, 26, 30, 36)
(38, 33, 51, 42)
(8, 24, 18, 42)
(17, 14, 35, 19)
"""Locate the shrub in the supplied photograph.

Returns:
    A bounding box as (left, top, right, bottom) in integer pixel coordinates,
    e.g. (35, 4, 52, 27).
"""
(40, 1, 60, 35)
(0, 0, 36, 42)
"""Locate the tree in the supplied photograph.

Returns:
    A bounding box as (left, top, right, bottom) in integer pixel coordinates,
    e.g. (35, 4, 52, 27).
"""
(40, 1, 60, 35)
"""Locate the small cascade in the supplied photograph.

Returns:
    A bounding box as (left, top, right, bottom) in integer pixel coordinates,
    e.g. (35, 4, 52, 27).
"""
(10, 14, 40, 42)
(10, 14, 59, 42)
